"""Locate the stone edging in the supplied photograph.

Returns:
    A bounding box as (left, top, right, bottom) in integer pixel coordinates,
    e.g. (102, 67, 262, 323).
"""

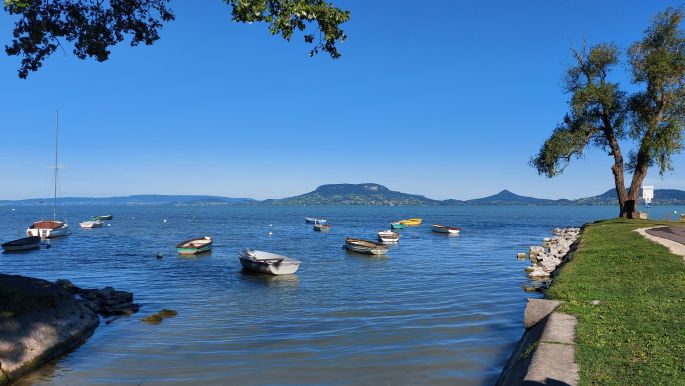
(495, 299, 579, 385)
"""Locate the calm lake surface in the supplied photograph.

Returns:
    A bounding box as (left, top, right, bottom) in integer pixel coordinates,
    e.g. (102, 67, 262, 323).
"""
(0, 205, 680, 385)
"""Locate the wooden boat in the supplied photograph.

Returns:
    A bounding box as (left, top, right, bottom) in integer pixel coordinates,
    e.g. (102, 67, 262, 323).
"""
(2, 236, 41, 252)
(398, 218, 422, 226)
(27, 220, 70, 238)
(79, 220, 103, 229)
(305, 217, 326, 224)
(344, 237, 388, 255)
(239, 249, 300, 275)
(176, 236, 213, 255)
(390, 222, 405, 229)
(313, 223, 332, 232)
(27, 111, 70, 239)
(377, 230, 400, 243)
(432, 224, 461, 235)
(90, 215, 113, 221)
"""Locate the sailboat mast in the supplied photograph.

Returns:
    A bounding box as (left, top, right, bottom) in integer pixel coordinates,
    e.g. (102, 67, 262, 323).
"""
(54, 110, 59, 221)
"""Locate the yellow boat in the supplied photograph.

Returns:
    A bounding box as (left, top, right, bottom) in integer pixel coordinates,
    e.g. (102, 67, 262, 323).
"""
(398, 218, 422, 226)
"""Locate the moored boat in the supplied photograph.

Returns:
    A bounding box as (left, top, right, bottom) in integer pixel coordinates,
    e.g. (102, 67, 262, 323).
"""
(398, 218, 422, 226)
(79, 220, 103, 229)
(2, 236, 41, 252)
(27, 111, 70, 239)
(90, 215, 113, 221)
(27, 220, 70, 238)
(239, 249, 300, 275)
(313, 223, 332, 232)
(305, 217, 326, 224)
(390, 222, 405, 229)
(344, 237, 388, 255)
(377, 230, 400, 243)
(176, 236, 213, 255)
(432, 224, 461, 235)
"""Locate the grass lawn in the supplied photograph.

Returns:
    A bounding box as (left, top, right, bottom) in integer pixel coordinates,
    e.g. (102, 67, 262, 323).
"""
(546, 219, 685, 385)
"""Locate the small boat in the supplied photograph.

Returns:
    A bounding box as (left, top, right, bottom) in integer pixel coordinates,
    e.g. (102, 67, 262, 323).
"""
(2, 236, 41, 252)
(390, 222, 405, 229)
(239, 249, 300, 275)
(305, 217, 326, 224)
(432, 224, 461, 235)
(27, 220, 70, 239)
(176, 236, 213, 255)
(313, 223, 332, 232)
(398, 218, 422, 226)
(378, 230, 400, 243)
(89, 215, 113, 221)
(79, 220, 103, 228)
(344, 237, 388, 255)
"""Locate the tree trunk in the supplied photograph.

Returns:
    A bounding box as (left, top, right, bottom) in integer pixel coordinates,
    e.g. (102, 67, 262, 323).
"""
(602, 118, 629, 218)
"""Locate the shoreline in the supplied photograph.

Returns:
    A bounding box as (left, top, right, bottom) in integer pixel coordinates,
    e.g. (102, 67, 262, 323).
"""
(0, 275, 139, 385)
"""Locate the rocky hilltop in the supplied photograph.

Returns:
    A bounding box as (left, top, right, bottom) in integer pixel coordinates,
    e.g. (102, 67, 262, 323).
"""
(263, 183, 442, 206)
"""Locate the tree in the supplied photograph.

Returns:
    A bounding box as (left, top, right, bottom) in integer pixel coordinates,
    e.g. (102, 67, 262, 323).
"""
(531, 7, 685, 218)
(3, 0, 350, 78)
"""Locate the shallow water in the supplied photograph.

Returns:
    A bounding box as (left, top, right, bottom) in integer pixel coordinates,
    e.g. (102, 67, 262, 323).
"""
(0, 205, 678, 385)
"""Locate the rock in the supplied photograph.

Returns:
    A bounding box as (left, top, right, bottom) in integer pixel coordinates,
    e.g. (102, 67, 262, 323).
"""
(142, 314, 163, 324)
(111, 290, 133, 303)
(517, 252, 527, 259)
(55, 279, 79, 294)
(528, 267, 550, 279)
(106, 303, 140, 317)
(524, 266, 536, 273)
(523, 298, 562, 328)
(80, 289, 99, 301)
(100, 286, 116, 299)
(540, 261, 558, 273)
(591, 300, 601, 306)
(82, 300, 101, 312)
(158, 309, 177, 317)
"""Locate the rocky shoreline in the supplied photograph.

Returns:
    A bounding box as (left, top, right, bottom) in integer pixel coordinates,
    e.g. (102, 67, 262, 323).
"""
(496, 226, 583, 385)
(0, 275, 139, 385)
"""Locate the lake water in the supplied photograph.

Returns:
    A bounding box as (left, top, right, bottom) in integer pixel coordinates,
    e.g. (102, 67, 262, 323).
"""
(0, 205, 679, 385)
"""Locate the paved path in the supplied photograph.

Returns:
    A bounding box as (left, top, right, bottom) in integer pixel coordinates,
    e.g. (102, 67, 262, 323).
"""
(635, 227, 685, 259)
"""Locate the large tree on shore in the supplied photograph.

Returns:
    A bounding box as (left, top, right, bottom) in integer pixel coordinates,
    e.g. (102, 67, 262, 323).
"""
(3, 0, 350, 78)
(531, 7, 685, 218)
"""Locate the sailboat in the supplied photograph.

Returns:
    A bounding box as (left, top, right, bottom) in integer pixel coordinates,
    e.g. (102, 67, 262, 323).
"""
(27, 111, 70, 239)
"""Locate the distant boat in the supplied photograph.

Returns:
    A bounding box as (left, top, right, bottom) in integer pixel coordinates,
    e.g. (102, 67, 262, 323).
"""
(239, 249, 300, 275)
(79, 220, 103, 229)
(27, 111, 70, 239)
(90, 215, 113, 221)
(176, 236, 213, 255)
(432, 224, 461, 235)
(390, 222, 405, 229)
(313, 223, 332, 232)
(2, 236, 41, 252)
(377, 230, 400, 243)
(398, 218, 422, 226)
(305, 217, 326, 224)
(344, 237, 388, 255)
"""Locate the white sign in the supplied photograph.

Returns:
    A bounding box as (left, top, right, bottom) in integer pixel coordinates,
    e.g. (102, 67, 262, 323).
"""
(642, 186, 654, 204)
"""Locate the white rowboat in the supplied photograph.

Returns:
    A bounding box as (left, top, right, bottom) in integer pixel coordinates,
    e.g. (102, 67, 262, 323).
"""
(377, 230, 400, 243)
(79, 220, 103, 229)
(239, 249, 300, 275)
(432, 224, 461, 235)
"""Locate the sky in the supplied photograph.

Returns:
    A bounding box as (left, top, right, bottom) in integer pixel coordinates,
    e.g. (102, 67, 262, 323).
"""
(1, 0, 684, 200)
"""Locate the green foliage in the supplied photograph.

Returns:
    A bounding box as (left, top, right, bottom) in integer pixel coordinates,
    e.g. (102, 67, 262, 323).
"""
(3, 0, 349, 78)
(531, 43, 626, 177)
(547, 220, 685, 384)
(627, 8, 685, 175)
(228, 0, 349, 59)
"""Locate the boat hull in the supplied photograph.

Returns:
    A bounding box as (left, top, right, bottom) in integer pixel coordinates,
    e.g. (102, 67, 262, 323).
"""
(80, 220, 103, 228)
(432, 225, 461, 235)
(313, 224, 331, 232)
(305, 218, 326, 224)
(398, 218, 422, 226)
(390, 222, 405, 229)
(176, 237, 213, 255)
(377, 231, 400, 244)
(344, 238, 388, 255)
(239, 257, 300, 275)
(27, 222, 70, 239)
(2, 236, 41, 252)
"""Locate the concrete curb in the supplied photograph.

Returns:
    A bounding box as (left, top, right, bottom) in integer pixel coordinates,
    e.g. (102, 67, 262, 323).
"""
(496, 299, 579, 386)
(635, 227, 685, 259)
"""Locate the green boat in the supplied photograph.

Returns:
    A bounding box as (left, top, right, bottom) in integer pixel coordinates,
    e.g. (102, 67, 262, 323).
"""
(390, 222, 405, 229)
(176, 236, 213, 255)
(90, 215, 113, 221)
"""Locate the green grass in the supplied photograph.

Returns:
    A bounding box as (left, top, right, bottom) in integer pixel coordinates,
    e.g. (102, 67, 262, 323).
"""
(546, 219, 685, 385)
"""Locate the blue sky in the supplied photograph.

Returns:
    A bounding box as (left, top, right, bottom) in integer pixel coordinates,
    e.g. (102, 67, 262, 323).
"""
(1, 0, 683, 200)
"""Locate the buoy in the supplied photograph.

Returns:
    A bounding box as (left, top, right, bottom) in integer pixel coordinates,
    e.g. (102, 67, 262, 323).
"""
(516, 252, 526, 259)
(156, 253, 163, 259)
(163, 219, 167, 223)
(11, 208, 15, 211)
(269, 224, 273, 227)
(268, 231, 273, 236)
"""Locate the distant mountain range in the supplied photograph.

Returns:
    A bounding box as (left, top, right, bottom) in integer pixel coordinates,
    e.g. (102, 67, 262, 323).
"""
(1, 184, 684, 206)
